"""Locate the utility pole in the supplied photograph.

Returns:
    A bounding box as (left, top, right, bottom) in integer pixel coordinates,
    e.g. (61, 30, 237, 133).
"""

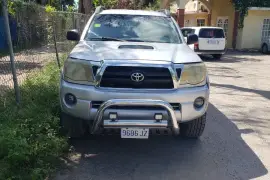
(1, 0, 21, 105)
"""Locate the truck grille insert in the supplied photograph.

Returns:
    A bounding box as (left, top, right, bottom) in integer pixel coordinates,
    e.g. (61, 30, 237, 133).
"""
(100, 66, 174, 89)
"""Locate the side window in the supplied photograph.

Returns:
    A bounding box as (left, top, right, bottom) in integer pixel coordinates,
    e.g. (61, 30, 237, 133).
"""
(199, 29, 214, 38)
(215, 29, 225, 38)
(181, 28, 195, 37)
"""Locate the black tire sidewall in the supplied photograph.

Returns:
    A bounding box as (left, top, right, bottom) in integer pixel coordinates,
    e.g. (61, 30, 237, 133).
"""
(180, 113, 207, 138)
(212, 54, 222, 59)
(262, 44, 268, 54)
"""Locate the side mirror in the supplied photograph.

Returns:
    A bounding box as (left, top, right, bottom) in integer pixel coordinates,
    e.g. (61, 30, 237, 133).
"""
(67, 29, 80, 41)
(187, 34, 198, 45)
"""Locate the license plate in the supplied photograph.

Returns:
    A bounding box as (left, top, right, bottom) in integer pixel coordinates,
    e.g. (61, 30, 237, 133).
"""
(208, 40, 218, 44)
(121, 128, 149, 139)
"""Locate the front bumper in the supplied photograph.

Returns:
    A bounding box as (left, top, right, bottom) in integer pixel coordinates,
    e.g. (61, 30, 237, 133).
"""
(195, 49, 226, 55)
(92, 99, 180, 135)
(60, 79, 210, 127)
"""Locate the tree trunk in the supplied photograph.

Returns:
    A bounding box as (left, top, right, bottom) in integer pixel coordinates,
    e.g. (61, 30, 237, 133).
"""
(79, 0, 84, 13)
(79, 0, 93, 14)
(84, 0, 92, 14)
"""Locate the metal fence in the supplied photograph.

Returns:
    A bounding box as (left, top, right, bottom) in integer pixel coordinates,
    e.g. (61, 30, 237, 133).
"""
(0, 3, 90, 103)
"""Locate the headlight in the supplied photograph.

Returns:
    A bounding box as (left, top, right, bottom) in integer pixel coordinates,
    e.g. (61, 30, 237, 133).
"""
(63, 58, 95, 85)
(179, 63, 207, 85)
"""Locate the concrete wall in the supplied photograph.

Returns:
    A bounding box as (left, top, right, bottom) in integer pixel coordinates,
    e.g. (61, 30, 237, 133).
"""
(210, 0, 235, 48)
(185, 0, 209, 13)
(236, 29, 243, 50)
(184, 13, 208, 27)
(237, 10, 270, 50)
(185, 1, 197, 12)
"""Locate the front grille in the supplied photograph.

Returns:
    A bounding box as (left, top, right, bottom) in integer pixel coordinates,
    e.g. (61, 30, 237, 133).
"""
(100, 66, 174, 89)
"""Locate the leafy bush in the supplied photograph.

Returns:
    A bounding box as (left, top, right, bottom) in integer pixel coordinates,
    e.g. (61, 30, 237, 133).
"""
(144, 0, 161, 10)
(45, 5, 57, 13)
(93, 0, 159, 10)
(0, 61, 68, 179)
(93, 0, 118, 8)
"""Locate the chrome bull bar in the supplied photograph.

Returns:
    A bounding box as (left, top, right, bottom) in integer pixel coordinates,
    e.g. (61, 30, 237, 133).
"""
(91, 99, 180, 135)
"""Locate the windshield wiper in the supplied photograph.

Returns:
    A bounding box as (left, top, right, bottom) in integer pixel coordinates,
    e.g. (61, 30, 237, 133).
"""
(88, 37, 126, 42)
(124, 39, 145, 42)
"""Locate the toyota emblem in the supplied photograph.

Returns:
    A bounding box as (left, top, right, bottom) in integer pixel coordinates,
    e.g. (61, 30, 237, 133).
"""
(131, 72, 144, 82)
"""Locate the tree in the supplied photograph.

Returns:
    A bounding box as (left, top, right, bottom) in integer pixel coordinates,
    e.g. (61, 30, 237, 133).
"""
(93, 0, 118, 9)
(232, 0, 270, 28)
(142, 0, 155, 6)
(79, 0, 93, 14)
(90, 0, 158, 10)
(27, 0, 75, 10)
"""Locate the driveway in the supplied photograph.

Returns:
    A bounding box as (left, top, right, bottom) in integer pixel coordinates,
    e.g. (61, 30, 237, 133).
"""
(55, 52, 270, 180)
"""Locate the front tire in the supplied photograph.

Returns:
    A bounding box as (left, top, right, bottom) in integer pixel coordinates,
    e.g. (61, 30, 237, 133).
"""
(212, 54, 222, 59)
(60, 112, 87, 138)
(180, 113, 206, 138)
(261, 44, 269, 54)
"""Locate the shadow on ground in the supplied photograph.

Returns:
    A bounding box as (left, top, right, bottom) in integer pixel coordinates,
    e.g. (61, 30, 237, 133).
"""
(211, 83, 270, 100)
(206, 65, 242, 79)
(54, 104, 268, 180)
(200, 53, 264, 63)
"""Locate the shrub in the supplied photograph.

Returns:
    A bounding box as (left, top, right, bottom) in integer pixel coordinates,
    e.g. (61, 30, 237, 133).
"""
(0, 61, 68, 179)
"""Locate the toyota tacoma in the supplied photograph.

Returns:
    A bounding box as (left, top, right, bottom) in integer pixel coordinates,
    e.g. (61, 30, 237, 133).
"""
(60, 7, 210, 139)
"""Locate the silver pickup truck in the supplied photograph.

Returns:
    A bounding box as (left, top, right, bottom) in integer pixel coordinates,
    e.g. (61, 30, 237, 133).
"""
(60, 7, 210, 139)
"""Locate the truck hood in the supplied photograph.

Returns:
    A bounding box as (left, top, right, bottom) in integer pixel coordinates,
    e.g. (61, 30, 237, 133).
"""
(69, 41, 202, 64)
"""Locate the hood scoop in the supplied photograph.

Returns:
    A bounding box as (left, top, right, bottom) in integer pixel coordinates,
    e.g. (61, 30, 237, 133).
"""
(118, 45, 154, 50)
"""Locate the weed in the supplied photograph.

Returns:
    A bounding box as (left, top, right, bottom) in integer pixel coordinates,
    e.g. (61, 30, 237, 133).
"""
(0, 61, 68, 180)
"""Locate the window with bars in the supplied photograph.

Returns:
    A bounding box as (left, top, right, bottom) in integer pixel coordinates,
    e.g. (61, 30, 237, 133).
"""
(185, 20, 190, 27)
(223, 19, 229, 37)
(197, 19, 205, 26)
(262, 19, 270, 40)
(217, 19, 223, 27)
(217, 18, 228, 38)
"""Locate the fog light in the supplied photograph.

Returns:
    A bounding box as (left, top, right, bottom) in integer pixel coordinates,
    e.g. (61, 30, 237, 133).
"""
(194, 97, 205, 108)
(65, 93, 77, 105)
(155, 113, 163, 122)
(109, 113, 118, 121)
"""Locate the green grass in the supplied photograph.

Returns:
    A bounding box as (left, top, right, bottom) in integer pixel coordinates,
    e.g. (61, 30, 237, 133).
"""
(0, 61, 68, 179)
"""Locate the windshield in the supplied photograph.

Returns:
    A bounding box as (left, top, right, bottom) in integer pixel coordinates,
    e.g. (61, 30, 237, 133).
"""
(85, 14, 182, 44)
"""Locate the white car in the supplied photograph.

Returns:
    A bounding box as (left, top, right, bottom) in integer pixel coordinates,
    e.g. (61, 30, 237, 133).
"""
(181, 27, 226, 59)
